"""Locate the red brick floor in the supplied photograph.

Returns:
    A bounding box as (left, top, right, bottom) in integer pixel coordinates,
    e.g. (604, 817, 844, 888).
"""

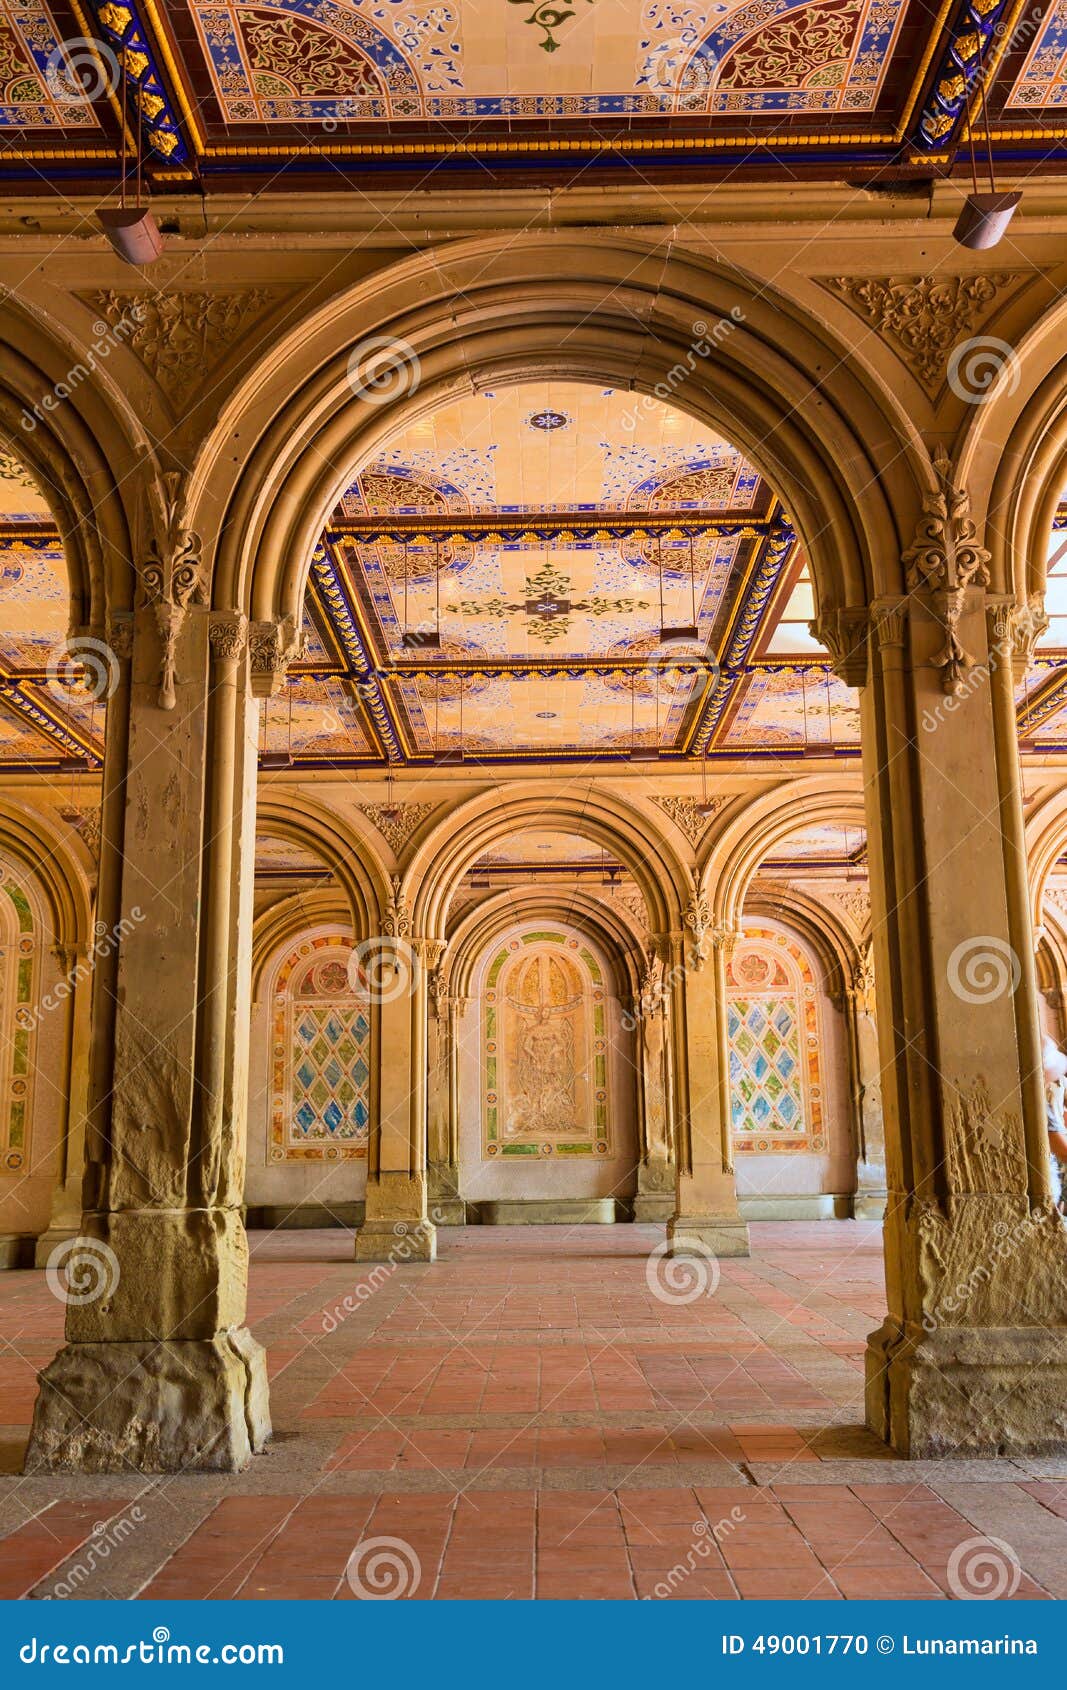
(1, 1222, 1066, 1600)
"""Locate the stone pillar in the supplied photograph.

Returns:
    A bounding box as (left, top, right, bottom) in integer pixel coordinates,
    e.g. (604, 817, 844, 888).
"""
(355, 922, 438, 1263)
(664, 921, 749, 1257)
(632, 958, 675, 1223)
(427, 974, 464, 1224)
(24, 568, 271, 1474)
(819, 453, 1067, 1457)
(846, 948, 887, 1221)
(33, 943, 92, 1266)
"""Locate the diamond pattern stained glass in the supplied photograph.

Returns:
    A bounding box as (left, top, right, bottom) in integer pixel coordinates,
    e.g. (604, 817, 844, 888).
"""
(271, 934, 371, 1162)
(726, 927, 825, 1154)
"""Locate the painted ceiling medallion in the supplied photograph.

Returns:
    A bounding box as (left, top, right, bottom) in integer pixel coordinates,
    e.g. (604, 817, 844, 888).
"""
(526, 409, 571, 432)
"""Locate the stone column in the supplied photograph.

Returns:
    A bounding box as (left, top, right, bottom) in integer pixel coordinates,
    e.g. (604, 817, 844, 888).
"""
(845, 948, 887, 1221)
(33, 943, 92, 1265)
(25, 563, 271, 1473)
(427, 973, 464, 1224)
(664, 921, 749, 1257)
(819, 452, 1067, 1457)
(632, 957, 675, 1223)
(354, 919, 438, 1263)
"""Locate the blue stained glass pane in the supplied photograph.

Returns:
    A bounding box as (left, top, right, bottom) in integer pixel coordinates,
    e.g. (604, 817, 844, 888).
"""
(752, 1053, 769, 1080)
(323, 1101, 343, 1132)
(298, 1017, 318, 1042)
(323, 1058, 343, 1087)
(295, 1060, 316, 1089)
(354, 1100, 369, 1129)
(295, 1103, 315, 1131)
(777, 1053, 795, 1079)
(353, 1058, 369, 1087)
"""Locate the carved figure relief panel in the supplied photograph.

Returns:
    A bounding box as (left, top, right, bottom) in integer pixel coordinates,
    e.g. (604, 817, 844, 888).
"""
(270, 933, 370, 1162)
(483, 928, 610, 1160)
(727, 925, 825, 1154)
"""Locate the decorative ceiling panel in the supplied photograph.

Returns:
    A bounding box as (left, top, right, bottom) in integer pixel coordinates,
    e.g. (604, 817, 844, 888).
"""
(716, 664, 862, 749)
(181, 0, 903, 124)
(340, 384, 762, 515)
(9, 1, 1066, 184)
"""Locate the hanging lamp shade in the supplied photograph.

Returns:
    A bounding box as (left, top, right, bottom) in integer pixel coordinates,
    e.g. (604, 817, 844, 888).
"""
(953, 191, 1021, 251)
(97, 207, 164, 266)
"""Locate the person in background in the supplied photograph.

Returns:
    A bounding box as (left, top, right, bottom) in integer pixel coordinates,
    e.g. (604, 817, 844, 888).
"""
(1042, 1034, 1067, 1215)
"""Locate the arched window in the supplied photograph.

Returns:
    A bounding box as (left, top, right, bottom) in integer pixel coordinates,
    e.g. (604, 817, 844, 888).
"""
(727, 924, 825, 1154)
(0, 868, 38, 1173)
(270, 934, 370, 1163)
(482, 928, 610, 1161)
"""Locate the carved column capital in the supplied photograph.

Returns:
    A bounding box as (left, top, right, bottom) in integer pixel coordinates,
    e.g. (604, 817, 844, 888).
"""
(809, 606, 870, 688)
(208, 612, 248, 661)
(870, 597, 909, 651)
(249, 617, 303, 698)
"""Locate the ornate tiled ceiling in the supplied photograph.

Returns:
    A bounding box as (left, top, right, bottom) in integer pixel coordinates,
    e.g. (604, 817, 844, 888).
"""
(4, 0, 1065, 188)
(3, 405, 1067, 772)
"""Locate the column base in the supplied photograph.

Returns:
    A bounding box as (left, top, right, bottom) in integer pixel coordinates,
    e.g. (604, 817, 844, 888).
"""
(24, 1328, 271, 1474)
(866, 1318, 1067, 1458)
(429, 1197, 466, 1226)
(852, 1193, 887, 1222)
(33, 1225, 81, 1269)
(667, 1215, 750, 1257)
(354, 1219, 436, 1262)
(632, 1195, 675, 1224)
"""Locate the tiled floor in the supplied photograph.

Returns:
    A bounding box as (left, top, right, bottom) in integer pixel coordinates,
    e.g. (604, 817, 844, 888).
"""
(1, 1222, 1066, 1600)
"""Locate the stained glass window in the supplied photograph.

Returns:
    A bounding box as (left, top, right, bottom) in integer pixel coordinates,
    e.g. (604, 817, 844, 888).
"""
(270, 934, 370, 1162)
(727, 926, 824, 1154)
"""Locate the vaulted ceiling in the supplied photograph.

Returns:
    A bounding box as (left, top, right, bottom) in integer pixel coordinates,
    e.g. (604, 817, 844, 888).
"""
(4, 0, 1066, 191)
(4, 380, 1067, 770)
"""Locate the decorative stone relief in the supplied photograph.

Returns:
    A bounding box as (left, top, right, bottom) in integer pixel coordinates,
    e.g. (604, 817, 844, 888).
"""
(943, 1078, 1027, 1198)
(140, 515, 206, 710)
(809, 605, 870, 687)
(903, 447, 990, 695)
(80, 288, 286, 412)
(0, 450, 40, 494)
(821, 274, 1021, 394)
(208, 614, 248, 661)
(249, 617, 303, 698)
(834, 885, 872, 930)
(358, 801, 437, 855)
(383, 875, 412, 940)
(650, 794, 724, 844)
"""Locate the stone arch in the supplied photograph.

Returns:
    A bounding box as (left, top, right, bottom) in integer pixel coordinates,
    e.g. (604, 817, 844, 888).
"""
(195, 234, 929, 628)
(254, 795, 390, 939)
(1025, 783, 1067, 932)
(403, 785, 690, 942)
(0, 298, 149, 625)
(743, 883, 863, 1002)
(252, 888, 353, 1001)
(0, 802, 93, 952)
(700, 777, 867, 931)
(445, 887, 645, 1002)
(954, 282, 1067, 603)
